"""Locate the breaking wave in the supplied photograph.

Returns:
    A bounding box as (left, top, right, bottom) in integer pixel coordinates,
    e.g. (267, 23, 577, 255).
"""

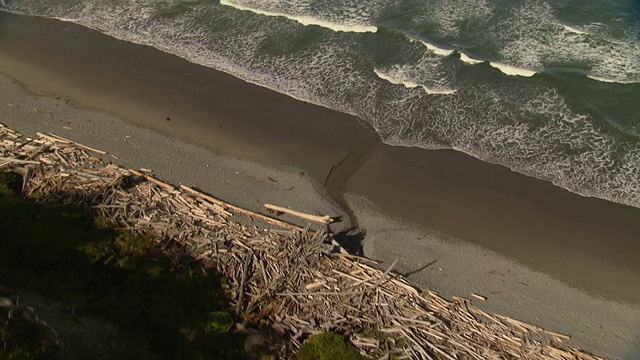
(373, 68, 457, 95)
(219, 0, 378, 33)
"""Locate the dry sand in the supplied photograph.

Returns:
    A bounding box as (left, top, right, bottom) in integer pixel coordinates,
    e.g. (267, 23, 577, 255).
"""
(1, 10, 639, 359)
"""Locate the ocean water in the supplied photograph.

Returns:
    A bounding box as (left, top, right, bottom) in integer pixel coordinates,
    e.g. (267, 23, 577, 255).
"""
(3, 0, 640, 208)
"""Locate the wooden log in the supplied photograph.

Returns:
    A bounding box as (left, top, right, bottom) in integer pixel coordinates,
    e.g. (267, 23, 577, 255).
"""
(0, 157, 41, 165)
(332, 253, 380, 264)
(264, 203, 333, 224)
(36, 132, 66, 144)
(543, 329, 571, 341)
(48, 132, 107, 154)
(497, 315, 544, 333)
(129, 169, 175, 192)
(471, 293, 487, 301)
(180, 185, 302, 231)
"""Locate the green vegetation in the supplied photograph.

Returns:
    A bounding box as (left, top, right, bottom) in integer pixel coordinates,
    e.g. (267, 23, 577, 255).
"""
(0, 171, 243, 359)
(0, 171, 21, 197)
(296, 332, 363, 360)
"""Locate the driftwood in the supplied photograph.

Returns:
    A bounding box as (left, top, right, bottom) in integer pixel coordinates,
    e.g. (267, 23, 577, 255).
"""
(48, 132, 107, 154)
(129, 169, 176, 192)
(264, 203, 333, 224)
(0, 123, 605, 360)
(180, 185, 301, 231)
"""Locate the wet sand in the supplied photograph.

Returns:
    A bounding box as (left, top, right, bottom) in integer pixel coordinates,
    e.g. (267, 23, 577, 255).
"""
(349, 145, 640, 301)
(1, 11, 640, 358)
(0, 11, 380, 230)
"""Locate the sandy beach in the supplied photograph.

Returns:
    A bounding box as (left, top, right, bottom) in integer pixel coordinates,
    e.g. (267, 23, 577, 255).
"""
(1, 10, 640, 358)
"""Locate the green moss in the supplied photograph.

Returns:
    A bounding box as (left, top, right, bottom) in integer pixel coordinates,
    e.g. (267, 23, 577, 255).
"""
(93, 215, 116, 230)
(204, 311, 234, 334)
(0, 171, 22, 197)
(297, 332, 363, 360)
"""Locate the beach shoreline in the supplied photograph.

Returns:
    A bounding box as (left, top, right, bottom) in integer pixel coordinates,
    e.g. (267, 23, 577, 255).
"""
(1, 11, 640, 358)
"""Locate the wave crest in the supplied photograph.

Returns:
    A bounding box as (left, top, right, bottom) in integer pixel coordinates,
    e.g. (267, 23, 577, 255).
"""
(373, 68, 457, 95)
(219, 0, 377, 33)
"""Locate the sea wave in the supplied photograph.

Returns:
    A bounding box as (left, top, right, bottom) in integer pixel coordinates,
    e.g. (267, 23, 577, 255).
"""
(219, 0, 377, 33)
(458, 52, 483, 65)
(3, 1, 640, 208)
(215, 0, 640, 84)
(373, 68, 457, 95)
(562, 24, 589, 35)
(386, 0, 640, 84)
(373, 83, 640, 208)
(488, 62, 536, 77)
(421, 45, 538, 78)
(482, 1, 640, 84)
(417, 40, 454, 56)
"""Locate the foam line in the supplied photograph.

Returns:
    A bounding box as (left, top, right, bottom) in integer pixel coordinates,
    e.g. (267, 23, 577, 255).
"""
(373, 69, 457, 95)
(459, 52, 483, 64)
(489, 62, 537, 77)
(53, 16, 81, 23)
(585, 74, 637, 84)
(219, 0, 377, 33)
(419, 40, 454, 56)
(562, 24, 588, 35)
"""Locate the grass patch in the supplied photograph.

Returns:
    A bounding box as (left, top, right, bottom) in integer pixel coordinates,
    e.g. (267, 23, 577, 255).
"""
(296, 332, 363, 360)
(0, 171, 243, 359)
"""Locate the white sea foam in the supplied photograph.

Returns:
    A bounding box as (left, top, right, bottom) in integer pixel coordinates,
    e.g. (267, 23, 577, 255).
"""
(424, 0, 493, 37)
(374, 68, 420, 88)
(492, 1, 639, 83)
(219, 0, 377, 33)
(562, 24, 588, 35)
(419, 40, 454, 56)
(425, 88, 458, 95)
(401, 0, 640, 84)
(52, 16, 80, 23)
(373, 68, 457, 95)
(378, 84, 640, 208)
(585, 74, 632, 84)
(488, 62, 537, 77)
(458, 52, 483, 65)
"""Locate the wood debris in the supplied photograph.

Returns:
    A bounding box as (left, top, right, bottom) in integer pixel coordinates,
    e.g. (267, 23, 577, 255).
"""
(0, 123, 604, 360)
(265, 203, 333, 224)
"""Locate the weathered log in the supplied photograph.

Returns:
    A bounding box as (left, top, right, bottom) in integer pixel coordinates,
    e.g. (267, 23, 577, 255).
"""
(264, 203, 333, 224)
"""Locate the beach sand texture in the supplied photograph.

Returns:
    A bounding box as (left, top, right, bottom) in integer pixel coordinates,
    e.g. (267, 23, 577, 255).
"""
(1, 11, 639, 359)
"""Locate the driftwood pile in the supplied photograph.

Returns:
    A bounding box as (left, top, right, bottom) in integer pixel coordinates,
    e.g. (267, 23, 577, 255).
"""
(0, 123, 603, 360)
